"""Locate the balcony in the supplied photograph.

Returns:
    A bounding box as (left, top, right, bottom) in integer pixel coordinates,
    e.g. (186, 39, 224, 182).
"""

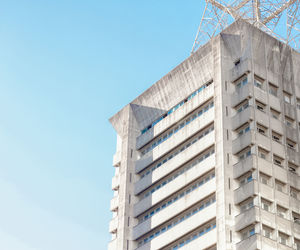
(287, 147, 300, 165)
(233, 155, 256, 179)
(134, 134, 215, 194)
(260, 209, 276, 229)
(232, 130, 255, 154)
(288, 171, 300, 190)
(234, 180, 258, 204)
(274, 190, 289, 208)
(283, 102, 296, 119)
(113, 151, 121, 167)
(112, 174, 120, 191)
(136, 203, 216, 250)
(232, 106, 254, 130)
(231, 83, 253, 108)
(134, 162, 216, 217)
(273, 164, 287, 183)
(257, 157, 272, 176)
(235, 206, 259, 231)
(236, 234, 259, 250)
(109, 216, 118, 233)
(136, 84, 214, 149)
(135, 108, 214, 173)
(276, 215, 292, 235)
(133, 179, 216, 239)
(180, 228, 216, 250)
(110, 195, 119, 212)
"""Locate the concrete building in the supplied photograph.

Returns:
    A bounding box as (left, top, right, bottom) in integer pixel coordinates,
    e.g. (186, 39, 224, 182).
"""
(108, 20, 300, 250)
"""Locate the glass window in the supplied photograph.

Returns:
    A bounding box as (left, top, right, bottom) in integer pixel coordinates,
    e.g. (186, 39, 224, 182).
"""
(270, 108, 280, 119)
(260, 172, 271, 186)
(283, 92, 292, 104)
(256, 100, 266, 112)
(261, 198, 272, 212)
(257, 123, 267, 135)
(278, 232, 289, 245)
(268, 82, 278, 96)
(254, 76, 264, 89)
(275, 180, 286, 193)
(262, 225, 273, 239)
(273, 154, 284, 167)
(258, 147, 268, 159)
(272, 131, 282, 143)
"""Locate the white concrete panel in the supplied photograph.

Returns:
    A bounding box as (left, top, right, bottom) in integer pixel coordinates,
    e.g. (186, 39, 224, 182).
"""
(134, 160, 215, 216)
(136, 203, 216, 250)
(136, 84, 214, 149)
(133, 179, 215, 239)
(134, 135, 215, 194)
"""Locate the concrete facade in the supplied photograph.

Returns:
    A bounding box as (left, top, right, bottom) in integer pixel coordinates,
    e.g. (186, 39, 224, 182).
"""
(108, 20, 300, 250)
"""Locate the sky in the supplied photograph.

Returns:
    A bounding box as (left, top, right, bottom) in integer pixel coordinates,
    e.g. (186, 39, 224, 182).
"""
(0, 1, 205, 250)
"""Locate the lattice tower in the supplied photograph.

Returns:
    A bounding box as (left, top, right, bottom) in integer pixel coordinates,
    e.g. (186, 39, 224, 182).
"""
(191, 0, 300, 53)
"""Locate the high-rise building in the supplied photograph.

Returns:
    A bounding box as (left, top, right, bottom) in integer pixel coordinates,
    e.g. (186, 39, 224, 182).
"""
(108, 20, 300, 250)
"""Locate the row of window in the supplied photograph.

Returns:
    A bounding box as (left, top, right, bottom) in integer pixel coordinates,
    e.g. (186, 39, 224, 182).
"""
(236, 145, 299, 176)
(236, 98, 299, 131)
(138, 171, 215, 223)
(141, 81, 213, 134)
(171, 220, 216, 250)
(141, 147, 215, 199)
(240, 223, 300, 248)
(141, 100, 214, 155)
(140, 124, 214, 178)
(235, 74, 300, 110)
(259, 171, 300, 199)
(262, 224, 300, 248)
(137, 194, 216, 247)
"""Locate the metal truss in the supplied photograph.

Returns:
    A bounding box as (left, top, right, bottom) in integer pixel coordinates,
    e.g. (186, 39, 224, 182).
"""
(191, 0, 300, 53)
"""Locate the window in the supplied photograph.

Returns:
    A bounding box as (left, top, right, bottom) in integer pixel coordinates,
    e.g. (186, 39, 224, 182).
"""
(297, 98, 300, 110)
(236, 123, 250, 137)
(257, 123, 267, 135)
(290, 187, 299, 199)
(239, 172, 253, 186)
(270, 108, 280, 120)
(293, 212, 300, 225)
(254, 76, 264, 89)
(236, 100, 249, 113)
(256, 100, 266, 112)
(273, 154, 284, 167)
(260, 172, 271, 186)
(240, 198, 254, 213)
(237, 147, 251, 161)
(241, 226, 255, 240)
(258, 147, 268, 160)
(261, 198, 272, 212)
(268, 82, 278, 96)
(277, 205, 288, 218)
(285, 116, 294, 128)
(235, 76, 248, 89)
(295, 238, 300, 250)
(275, 180, 286, 193)
(283, 91, 292, 104)
(272, 131, 282, 143)
(278, 232, 289, 246)
(288, 162, 298, 174)
(262, 225, 273, 239)
(286, 139, 297, 150)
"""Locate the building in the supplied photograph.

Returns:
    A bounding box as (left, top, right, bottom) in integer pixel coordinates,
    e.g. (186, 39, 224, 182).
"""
(108, 20, 300, 250)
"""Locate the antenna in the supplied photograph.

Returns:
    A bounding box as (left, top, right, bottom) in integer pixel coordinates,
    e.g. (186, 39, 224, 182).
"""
(191, 0, 300, 53)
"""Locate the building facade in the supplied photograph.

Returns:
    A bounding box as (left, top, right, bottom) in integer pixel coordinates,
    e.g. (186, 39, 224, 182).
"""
(108, 20, 300, 250)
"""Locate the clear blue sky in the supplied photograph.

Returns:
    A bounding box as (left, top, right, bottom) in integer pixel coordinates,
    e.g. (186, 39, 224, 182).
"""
(0, 1, 205, 249)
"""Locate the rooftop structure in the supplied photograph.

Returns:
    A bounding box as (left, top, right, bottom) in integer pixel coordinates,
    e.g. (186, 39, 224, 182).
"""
(192, 0, 300, 53)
